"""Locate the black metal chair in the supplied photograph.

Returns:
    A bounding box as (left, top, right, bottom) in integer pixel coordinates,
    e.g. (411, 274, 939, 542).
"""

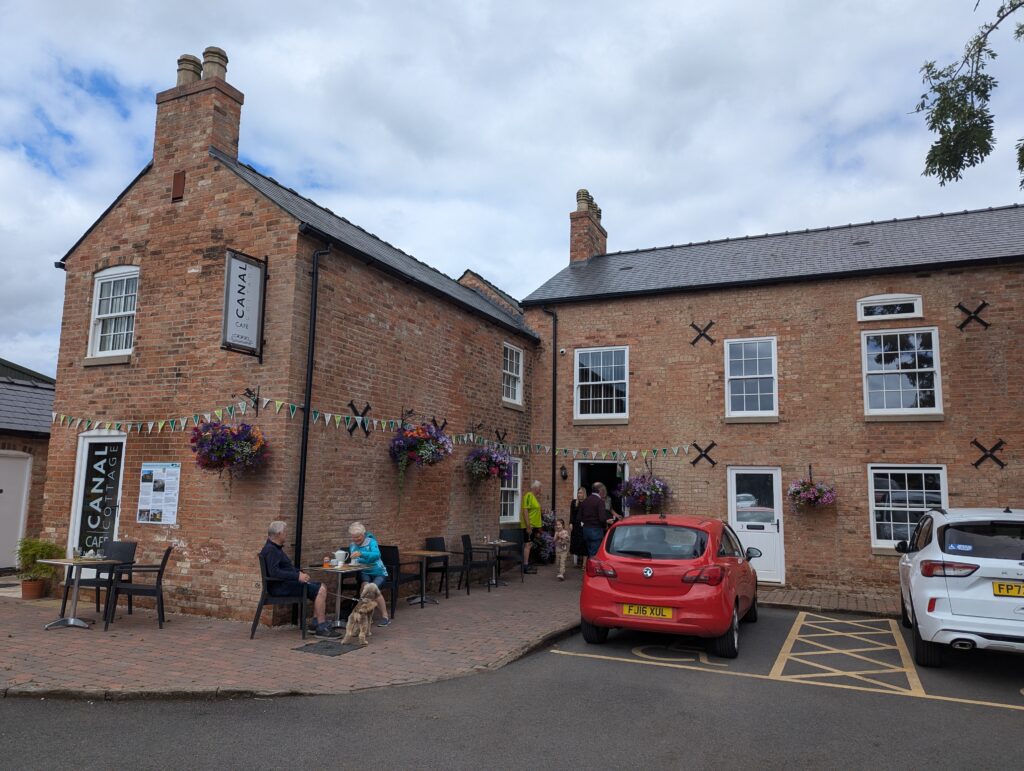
(103, 545, 173, 632)
(249, 550, 308, 639)
(453, 534, 495, 595)
(380, 545, 424, 618)
(60, 540, 137, 618)
(424, 537, 450, 598)
(496, 528, 525, 582)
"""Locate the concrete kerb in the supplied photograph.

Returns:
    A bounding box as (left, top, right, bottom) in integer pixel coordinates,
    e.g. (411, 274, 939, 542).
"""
(759, 599, 898, 619)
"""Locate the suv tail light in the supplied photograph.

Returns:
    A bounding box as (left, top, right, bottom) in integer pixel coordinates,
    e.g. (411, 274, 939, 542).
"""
(586, 559, 617, 578)
(920, 560, 978, 577)
(682, 565, 725, 586)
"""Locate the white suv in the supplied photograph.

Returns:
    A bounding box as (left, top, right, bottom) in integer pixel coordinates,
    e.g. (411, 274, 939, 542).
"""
(896, 507, 1024, 667)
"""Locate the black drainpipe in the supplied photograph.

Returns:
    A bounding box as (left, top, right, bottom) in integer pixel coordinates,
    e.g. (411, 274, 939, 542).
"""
(294, 239, 330, 570)
(541, 306, 558, 511)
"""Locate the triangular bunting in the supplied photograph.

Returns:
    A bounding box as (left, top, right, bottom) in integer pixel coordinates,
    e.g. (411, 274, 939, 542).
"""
(289, 404, 297, 419)
(672, 447, 680, 456)
(214, 409, 223, 420)
(180, 417, 188, 430)
(274, 401, 283, 414)
(146, 422, 154, 434)
(334, 414, 343, 428)
(157, 420, 166, 433)
(51, 412, 57, 424)
(262, 398, 272, 409)
(312, 410, 319, 424)
(631, 451, 638, 459)
(203, 413, 211, 422)
(238, 401, 247, 415)
(192, 415, 200, 426)
(227, 405, 235, 418)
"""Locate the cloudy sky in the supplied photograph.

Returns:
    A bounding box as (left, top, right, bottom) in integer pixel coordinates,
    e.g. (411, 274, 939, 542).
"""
(2, 1, 1023, 376)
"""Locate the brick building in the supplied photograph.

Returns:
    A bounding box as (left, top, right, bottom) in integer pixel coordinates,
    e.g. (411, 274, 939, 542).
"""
(35, 48, 1023, 619)
(522, 190, 1023, 590)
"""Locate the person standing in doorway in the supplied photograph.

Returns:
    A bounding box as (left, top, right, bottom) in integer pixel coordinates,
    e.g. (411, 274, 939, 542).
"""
(521, 480, 543, 573)
(578, 482, 610, 563)
(568, 486, 587, 567)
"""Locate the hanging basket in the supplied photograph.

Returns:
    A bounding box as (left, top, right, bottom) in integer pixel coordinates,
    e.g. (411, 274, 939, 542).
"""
(786, 478, 837, 510)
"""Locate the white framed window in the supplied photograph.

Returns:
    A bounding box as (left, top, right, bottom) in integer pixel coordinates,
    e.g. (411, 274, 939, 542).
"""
(861, 327, 942, 415)
(574, 346, 628, 419)
(725, 337, 778, 417)
(857, 294, 922, 322)
(499, 457, 522, 523)
(868, 464, 947, 547)
(502, 343, 523, 405)
(88, 266, 139, 357)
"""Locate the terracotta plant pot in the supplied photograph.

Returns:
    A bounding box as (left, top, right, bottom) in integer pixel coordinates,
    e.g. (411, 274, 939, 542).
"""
(20, 579, 46, 600)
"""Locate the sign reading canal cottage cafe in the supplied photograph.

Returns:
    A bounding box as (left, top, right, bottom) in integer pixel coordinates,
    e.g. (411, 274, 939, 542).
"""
(221, 249, 266, 357)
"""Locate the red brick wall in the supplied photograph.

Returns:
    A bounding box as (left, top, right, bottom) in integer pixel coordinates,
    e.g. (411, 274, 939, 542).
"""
(526, 264, 1024, 591)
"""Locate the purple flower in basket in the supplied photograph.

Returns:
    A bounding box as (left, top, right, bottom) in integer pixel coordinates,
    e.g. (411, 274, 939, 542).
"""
(465, 447, 514, 482)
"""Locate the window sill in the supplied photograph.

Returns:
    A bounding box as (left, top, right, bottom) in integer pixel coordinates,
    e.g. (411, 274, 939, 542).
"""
(871, 546, 900, 557)
(864, 413, 944, 422)
(502, 399, 525, 413)
(573, 417, 629, 426)
(724, 415, 779, 424)
(83, 354, 132, 367)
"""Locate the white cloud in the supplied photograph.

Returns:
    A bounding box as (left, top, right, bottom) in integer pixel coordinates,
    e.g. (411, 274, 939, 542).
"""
(1, 0, 1023, 375)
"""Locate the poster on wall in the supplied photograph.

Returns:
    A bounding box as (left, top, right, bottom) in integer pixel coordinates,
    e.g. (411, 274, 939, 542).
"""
(221, 249, 266, 357)
(137, 462, 180, 525)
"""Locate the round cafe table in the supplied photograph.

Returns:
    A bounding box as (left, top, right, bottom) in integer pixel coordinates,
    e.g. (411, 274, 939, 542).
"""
(37, 557, 121, 630)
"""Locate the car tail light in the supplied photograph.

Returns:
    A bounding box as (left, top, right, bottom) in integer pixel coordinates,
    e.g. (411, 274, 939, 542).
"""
(682, 565, 725, 586)
(586, 559, 617, 578)
(927, 597, 937, 613)
(920, 560, 978, 577)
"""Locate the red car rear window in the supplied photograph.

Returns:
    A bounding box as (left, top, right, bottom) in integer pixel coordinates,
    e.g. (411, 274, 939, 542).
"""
(941, 522, 1024, 560)
(606, 524, 708, 560)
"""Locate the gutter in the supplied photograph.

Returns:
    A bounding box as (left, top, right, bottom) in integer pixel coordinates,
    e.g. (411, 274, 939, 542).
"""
(541, 307, 557, 511)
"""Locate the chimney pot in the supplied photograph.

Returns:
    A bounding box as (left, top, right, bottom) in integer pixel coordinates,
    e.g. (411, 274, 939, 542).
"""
(576, 188, 593, 212)
(202, 46, 229, 81)
(569, 189, 607, 263)
(176, 54, 202, 87)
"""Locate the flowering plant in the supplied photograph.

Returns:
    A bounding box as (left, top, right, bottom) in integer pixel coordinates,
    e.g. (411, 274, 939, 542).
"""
(389, 421, 454, 486)
(616, 472, 670, 513)
(787, 478, 837, 508)
(464, 446, 514, 482)
(190, 421, 269, 477)
(532, 529, 555, 562)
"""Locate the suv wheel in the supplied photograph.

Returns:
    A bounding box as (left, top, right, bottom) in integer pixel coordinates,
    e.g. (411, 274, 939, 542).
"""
(580, 617, 608, 644)
(912, 613, 943, 668)
(711, 606, 740, 658)
(900, 593, 912, 629)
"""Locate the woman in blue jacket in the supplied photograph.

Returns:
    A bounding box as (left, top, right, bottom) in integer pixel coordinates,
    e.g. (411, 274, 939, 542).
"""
(347, 521, 391, 626)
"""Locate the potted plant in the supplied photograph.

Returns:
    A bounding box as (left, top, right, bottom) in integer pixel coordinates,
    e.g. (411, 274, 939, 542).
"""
(17, 538, 64, 600)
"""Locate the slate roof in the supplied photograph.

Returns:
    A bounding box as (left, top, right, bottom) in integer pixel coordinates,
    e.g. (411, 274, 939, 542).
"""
(0, 378, 55, 436)
(522, 204, 1024, 306)
(210, 147, 538, 341)
(0, 358, 55, 386)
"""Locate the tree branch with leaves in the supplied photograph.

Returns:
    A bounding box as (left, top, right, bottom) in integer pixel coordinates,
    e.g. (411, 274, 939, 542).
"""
(917, 1, 1024, 187)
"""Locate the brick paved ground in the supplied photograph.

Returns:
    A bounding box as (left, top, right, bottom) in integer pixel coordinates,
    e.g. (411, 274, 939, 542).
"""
(1, 569, 899, 700)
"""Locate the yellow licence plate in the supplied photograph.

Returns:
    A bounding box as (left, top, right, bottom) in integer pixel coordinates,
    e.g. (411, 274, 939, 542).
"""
(623, 604, 673, 619)
(992, 582, 1024, 597)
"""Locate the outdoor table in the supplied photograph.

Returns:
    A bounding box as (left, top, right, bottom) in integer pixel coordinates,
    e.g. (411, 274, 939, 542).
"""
(480, 540, 518, 587)
(403, 549, 450, 606)
(306, 563, 365, 628)
(37, 557, 121, 630)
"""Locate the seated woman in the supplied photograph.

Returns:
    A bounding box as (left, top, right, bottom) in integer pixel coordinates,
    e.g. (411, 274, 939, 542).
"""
(346, 522, 391, 627)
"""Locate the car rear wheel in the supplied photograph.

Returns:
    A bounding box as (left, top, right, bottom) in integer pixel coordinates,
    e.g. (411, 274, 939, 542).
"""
(742, 592, 758, 623)
(900, 593, 912, 629)
(711, 606, 739, 659)
(580, 616, 608, 644)
(912, 614, 943, 668)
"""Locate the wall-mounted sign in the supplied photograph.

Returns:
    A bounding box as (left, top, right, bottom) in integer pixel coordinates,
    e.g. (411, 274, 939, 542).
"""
(137, 462, 180, 525)
(221, 249, 267, 358)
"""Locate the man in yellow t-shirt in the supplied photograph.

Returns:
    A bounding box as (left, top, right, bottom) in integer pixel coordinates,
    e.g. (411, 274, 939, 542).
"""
(520, 479, 543, 573)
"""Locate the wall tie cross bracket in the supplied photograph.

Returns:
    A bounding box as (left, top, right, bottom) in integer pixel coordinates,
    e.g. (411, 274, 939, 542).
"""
(957, 301, 990, 331)
(347, 401, 372, 437)
(690, 321, 716, 346)
(971, 438, 1006, 469)
(690, 441, 717, 467)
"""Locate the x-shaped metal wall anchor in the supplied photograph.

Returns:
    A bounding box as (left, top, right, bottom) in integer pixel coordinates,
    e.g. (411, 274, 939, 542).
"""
(971, 438, 1006, 469)
(347, 401, 372, 437)
(957, 301, 990, 331)
(690, 321, 716, 346)
(495, 429, 507, 443)
(690, 441, 717, 466)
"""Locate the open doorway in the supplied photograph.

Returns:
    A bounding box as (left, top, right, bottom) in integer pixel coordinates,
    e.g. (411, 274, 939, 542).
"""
(575, 461, 628, 516)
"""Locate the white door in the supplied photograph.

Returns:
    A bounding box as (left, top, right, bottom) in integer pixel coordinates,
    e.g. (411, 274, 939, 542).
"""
(728, 466, 785, 584)
(0, 452, 32, 569)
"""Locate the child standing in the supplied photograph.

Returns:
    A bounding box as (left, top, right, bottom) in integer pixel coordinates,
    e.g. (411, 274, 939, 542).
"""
(554, 519, 570, 580)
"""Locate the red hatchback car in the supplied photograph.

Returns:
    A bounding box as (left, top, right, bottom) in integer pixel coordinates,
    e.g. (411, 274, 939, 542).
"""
(580, 515, 761, 658)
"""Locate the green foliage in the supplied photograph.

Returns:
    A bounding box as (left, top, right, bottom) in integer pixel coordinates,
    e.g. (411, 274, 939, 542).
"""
(16, 538, 64, 581)
(917, 1, 1024, 188)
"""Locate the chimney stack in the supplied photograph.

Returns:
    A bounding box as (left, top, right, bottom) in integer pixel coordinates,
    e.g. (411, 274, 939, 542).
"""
(154, 47, 244, 165)
(569, 189, 607, 263)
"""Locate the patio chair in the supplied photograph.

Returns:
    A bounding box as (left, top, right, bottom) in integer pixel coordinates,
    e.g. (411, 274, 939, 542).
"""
(496, 528, 525, 583)
(453, 534, 495, 595)
(424, 536, 450, 598)
(103, 545, 173, 632)
(60, 540, 137, 618)
(249, 550, 308, 639)
(380, 545, 424, 618)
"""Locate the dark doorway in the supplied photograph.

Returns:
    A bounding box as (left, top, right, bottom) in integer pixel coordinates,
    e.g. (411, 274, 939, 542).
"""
(577, 462, 625, 516)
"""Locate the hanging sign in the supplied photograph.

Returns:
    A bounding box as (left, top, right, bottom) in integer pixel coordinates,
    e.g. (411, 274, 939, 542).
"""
(137, 462, 181, 525)
(221, 249, 267, 358)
